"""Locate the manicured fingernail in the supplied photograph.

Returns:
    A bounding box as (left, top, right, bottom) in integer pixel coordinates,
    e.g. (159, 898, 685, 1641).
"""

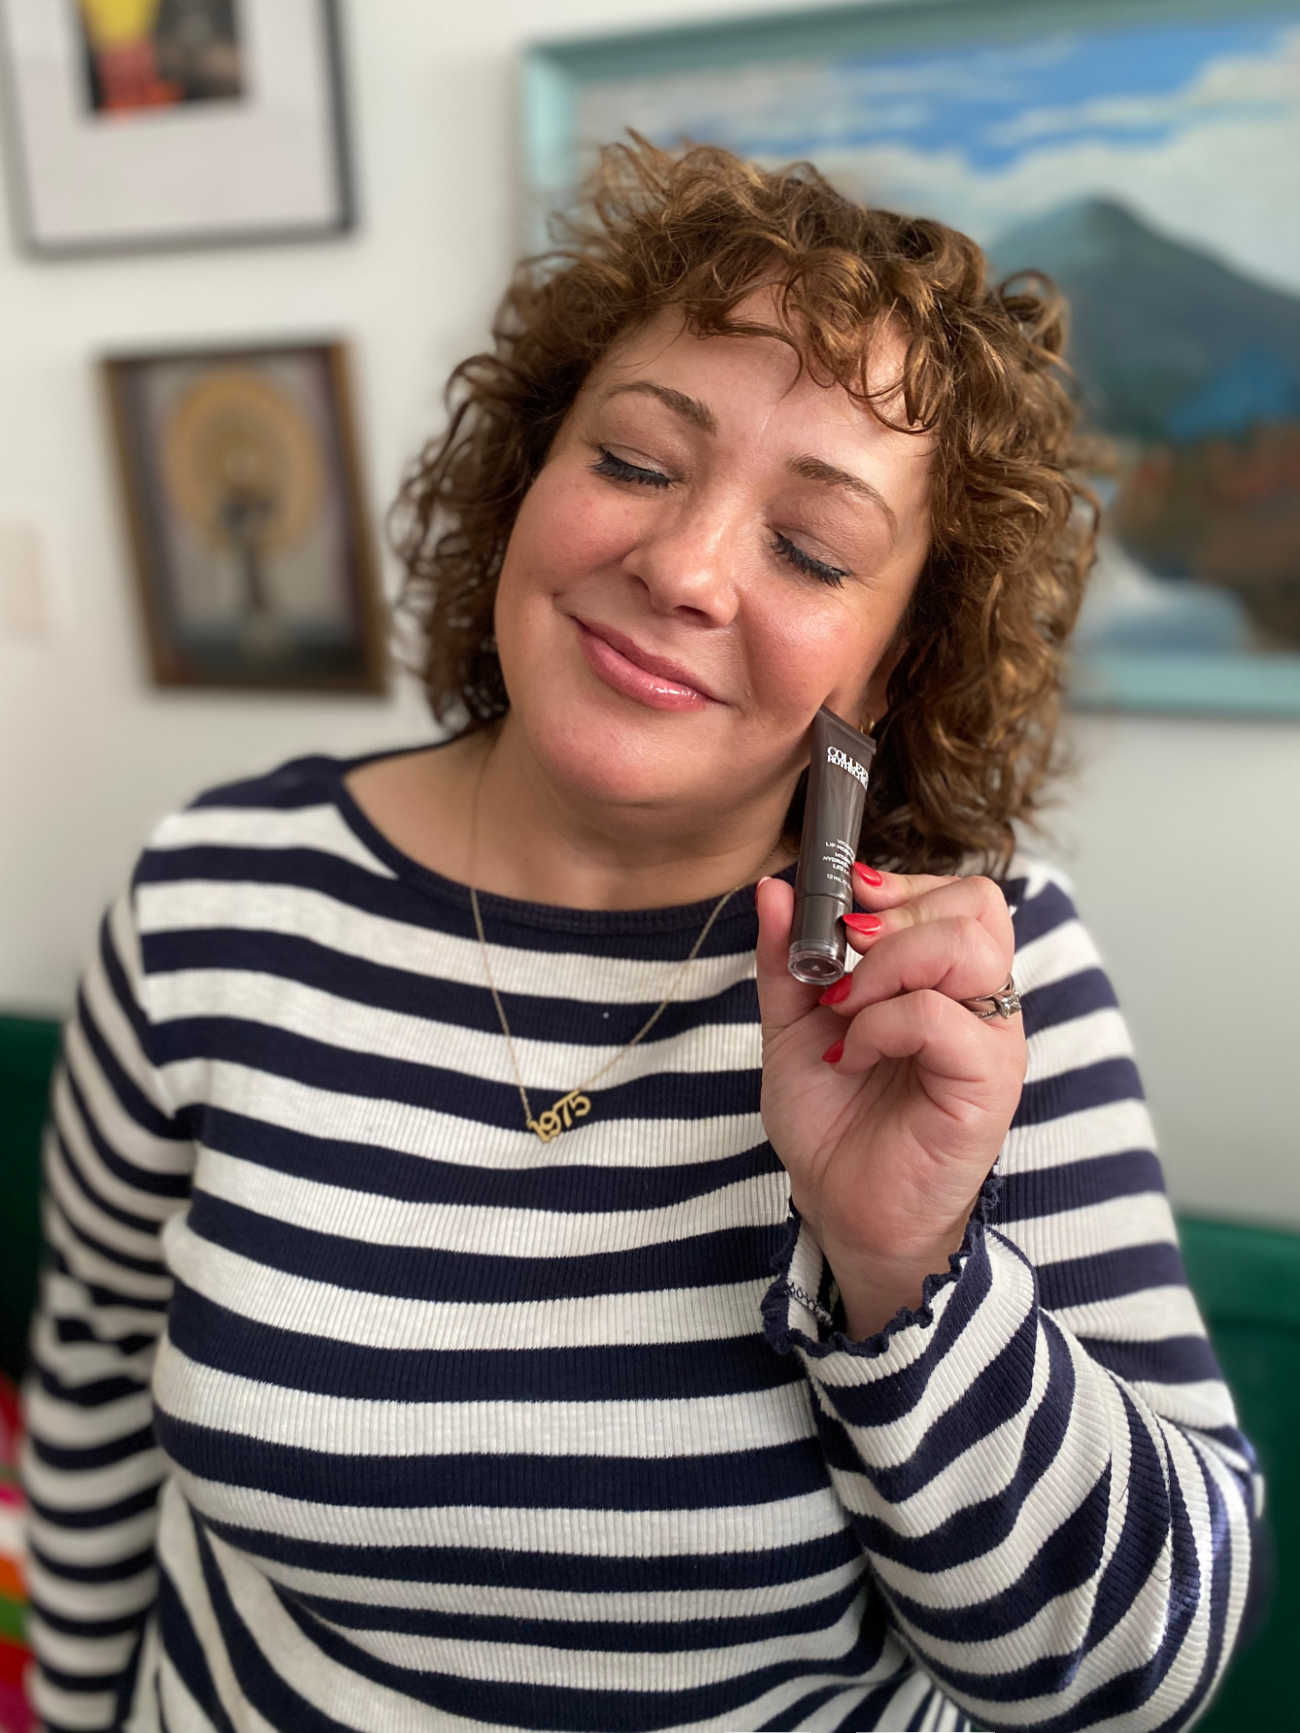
(843, 913, 883, 934)
(853, 863, 884, 887)
(819, 976, 852, 1005)
(821, 1039, 844, 1064)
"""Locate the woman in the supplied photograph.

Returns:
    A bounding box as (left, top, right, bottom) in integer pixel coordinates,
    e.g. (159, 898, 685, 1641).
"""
(21, 138, 1261, 1732)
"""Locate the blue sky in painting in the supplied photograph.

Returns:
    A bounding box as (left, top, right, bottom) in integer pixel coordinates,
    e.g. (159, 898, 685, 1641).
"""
(573, 5, 1300, 291)
(737, 16, 1291, 169)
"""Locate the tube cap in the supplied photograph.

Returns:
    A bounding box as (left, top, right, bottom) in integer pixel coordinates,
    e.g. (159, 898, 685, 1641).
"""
(787, 895, 847, 985)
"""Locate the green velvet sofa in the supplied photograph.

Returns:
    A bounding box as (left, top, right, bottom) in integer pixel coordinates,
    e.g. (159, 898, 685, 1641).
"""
(2, 1011, 1293, 1725)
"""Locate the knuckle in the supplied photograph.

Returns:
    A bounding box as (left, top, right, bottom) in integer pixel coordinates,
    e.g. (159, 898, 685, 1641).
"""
(916, 987, 951, 1025)
(965, 876, 1014, 951)
(971, 874, 1008, 916)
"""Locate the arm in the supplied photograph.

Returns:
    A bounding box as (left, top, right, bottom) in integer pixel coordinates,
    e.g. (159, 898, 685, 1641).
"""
(763, 860, 1262, 1731)
(19, 872, 194, 1733)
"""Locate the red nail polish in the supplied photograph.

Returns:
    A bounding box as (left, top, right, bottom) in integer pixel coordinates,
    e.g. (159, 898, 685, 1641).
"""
(819, 976, 852, 1005)
(821, 1039, 844, 1064)
(843, 913, 883, 934)
(853, 863, 884, 887)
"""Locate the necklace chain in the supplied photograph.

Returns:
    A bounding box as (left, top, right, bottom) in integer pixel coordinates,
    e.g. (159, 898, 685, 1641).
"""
(468, 739, 784, 1142)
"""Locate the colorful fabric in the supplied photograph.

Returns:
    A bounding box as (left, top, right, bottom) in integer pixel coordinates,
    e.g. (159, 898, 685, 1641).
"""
(0, 1373, 33, 1733)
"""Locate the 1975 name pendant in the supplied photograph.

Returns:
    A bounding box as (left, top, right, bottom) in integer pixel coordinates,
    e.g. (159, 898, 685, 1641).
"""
(528, 1088, 592, 1141)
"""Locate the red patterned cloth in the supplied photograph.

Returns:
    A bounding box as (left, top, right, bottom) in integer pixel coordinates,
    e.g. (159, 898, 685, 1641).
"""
(0, 1374, 33, 1733)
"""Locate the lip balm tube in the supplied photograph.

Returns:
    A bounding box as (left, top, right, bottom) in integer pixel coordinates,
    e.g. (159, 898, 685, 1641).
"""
(787, 706, 877, 985)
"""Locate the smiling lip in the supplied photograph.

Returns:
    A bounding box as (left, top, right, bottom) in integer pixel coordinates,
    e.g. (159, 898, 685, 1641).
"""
(575, 619, 720, 709)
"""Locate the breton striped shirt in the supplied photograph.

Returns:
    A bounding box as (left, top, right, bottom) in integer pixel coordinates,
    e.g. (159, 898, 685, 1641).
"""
(19, 743, 1262, 1732)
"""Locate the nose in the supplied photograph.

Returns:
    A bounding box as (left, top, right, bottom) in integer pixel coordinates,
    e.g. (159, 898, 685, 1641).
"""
(619, 499, 742, 624)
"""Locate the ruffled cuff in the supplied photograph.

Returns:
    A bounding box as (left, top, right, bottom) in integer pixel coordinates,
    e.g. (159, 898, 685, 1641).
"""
(760, 1164, 1003, 1362)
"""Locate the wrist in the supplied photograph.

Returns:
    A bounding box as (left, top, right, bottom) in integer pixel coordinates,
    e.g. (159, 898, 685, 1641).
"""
(820, 1220, 973, 1341)
(833, 1268, 939, 1340)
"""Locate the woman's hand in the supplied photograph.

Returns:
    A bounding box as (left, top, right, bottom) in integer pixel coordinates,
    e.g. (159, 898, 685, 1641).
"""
(754, 866, 1026, 1337)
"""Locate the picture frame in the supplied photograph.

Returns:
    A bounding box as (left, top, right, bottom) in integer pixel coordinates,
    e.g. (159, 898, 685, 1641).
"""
(101, 338, 389, 695)
(521, 0, 1300, 720)
(0, 0, 353, 257)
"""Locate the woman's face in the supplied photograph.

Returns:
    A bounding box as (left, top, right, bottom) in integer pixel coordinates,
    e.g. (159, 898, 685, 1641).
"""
(491, 292, 935, 832)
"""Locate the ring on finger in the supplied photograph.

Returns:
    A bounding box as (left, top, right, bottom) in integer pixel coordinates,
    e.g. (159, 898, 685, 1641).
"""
(960, 976, 1021, 1019)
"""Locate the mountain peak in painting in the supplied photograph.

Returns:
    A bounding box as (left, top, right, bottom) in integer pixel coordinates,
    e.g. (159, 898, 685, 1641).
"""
(987, 197, 1300, 443)
(993, 195, 1151, 277)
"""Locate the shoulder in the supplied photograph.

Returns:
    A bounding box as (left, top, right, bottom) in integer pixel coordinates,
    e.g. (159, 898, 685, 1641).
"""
(178, 749, 347, 818)
(126, 749, 364, 892)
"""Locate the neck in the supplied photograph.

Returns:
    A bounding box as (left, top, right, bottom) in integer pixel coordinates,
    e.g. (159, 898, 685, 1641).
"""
(462, 717, 798, 911)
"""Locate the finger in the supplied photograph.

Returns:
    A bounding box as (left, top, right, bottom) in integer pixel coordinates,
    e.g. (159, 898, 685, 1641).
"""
(847, 872, 1013, 951)
(836, 988, 1004, 1086)
(849, 863, 959, 910)
(823, 917, 1013, 1015)
(753, 874, 823, 1038)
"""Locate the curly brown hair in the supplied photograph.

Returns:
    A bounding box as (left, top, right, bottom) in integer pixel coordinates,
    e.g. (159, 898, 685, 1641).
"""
(387, 132, 1103, 877)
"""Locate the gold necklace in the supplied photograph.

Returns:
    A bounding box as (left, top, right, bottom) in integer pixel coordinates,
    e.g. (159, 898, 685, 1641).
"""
(467, 742, 785, 1142)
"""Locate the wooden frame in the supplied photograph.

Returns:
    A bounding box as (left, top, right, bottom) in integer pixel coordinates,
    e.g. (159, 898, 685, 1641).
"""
(101, 338, 388, 695)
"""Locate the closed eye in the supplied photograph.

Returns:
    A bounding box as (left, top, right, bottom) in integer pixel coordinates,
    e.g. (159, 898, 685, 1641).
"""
(590, 447, 673, 490)
(589, 446, 850, 588)
(771, 534, 849, 588)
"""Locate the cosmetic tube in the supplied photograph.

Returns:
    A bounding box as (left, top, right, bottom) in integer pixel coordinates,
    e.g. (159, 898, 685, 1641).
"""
(787, 706, 877, 985)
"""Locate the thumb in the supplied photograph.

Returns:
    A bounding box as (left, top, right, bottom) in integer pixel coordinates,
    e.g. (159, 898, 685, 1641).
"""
(754, 874, 824, 1037)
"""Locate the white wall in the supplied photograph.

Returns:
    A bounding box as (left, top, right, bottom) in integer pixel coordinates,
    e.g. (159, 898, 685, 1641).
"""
(1, 0, 1296, 1226)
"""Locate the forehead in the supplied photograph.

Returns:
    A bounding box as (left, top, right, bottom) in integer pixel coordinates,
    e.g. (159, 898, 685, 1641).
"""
(586, 297, 926, 441)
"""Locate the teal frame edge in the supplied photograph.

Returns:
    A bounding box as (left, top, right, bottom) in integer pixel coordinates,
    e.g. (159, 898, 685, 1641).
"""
(522, 0, 1296, 91)
(1068, 652, 1300, 719)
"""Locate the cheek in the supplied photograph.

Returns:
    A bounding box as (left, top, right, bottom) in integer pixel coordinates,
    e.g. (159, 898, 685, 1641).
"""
(752, 607, 894, 712)
(504, 471, 633, 587)
(748, 613, 834, 699)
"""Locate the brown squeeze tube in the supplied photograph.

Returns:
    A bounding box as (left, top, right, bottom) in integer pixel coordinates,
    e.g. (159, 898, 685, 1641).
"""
(787, 705, 876, 985)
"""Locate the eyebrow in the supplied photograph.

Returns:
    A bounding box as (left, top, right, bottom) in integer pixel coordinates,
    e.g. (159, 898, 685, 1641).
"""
(599, 380, 899, 545)
(602, 381, 717, 433)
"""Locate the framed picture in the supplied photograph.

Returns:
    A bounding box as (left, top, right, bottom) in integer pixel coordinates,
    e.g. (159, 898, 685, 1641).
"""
(522, 0, 1300, 719)
(101, 338, 388, 694)
(0, 0, 353, 256)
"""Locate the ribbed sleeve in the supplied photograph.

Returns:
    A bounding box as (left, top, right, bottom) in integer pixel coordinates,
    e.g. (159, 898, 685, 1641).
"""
(18, 865, 195, 1733)
(763, 866, 1263, 1731)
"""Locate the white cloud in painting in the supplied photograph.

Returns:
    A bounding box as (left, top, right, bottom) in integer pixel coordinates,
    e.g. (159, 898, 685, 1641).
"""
(579, 65, 923, 155)
(805, 33, 1080, 102)
(987, 23, 1300, 145)
(576, 35, 1082, 159)
(814, 100, 1300, 295)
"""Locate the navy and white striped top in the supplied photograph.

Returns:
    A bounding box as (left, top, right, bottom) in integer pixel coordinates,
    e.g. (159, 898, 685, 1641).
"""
(20, 743, 1262, 1732)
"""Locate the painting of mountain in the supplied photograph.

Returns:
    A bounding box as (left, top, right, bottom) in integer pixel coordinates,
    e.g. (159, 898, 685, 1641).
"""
(986, 198, 1300, 652)
(526, 0, 1300, 713)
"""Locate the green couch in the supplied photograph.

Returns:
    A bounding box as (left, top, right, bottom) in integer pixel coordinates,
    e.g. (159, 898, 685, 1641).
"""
(2, 1014, 60, 1388)
(2, 1012, 1293, 1724)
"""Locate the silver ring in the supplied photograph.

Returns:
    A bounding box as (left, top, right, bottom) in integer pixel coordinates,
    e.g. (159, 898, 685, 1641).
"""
(962, 975, 1021, 1019)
